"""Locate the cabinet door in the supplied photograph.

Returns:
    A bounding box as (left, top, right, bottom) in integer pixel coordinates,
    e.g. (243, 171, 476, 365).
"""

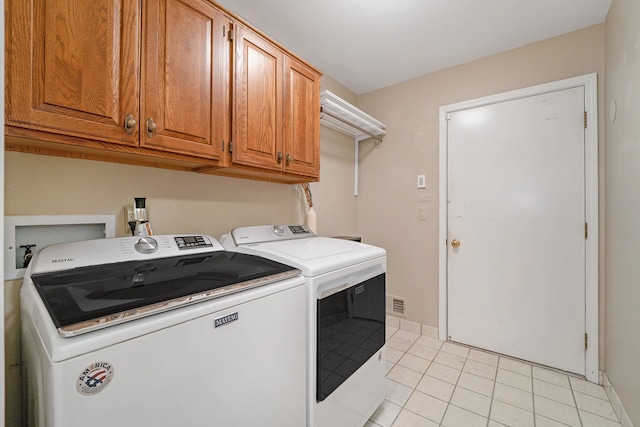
(233, 24, 284, 171)
(283, 57, 320, 178)
(6, 0, 140, 145)
(142, 0, 230, 160)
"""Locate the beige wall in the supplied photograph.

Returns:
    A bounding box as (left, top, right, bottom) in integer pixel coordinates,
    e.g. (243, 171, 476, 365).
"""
(356, 25, 605, 330)
(4, 152, 303, 235)
(604, 0, 640, 424)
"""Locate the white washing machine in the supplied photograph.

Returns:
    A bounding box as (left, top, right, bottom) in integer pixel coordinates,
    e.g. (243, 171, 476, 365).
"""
(21, 234, 307, 427)
(220, 225, 387, 427)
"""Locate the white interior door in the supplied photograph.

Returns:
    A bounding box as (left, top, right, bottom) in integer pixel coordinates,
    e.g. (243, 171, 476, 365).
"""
(446, 86, 586, 374)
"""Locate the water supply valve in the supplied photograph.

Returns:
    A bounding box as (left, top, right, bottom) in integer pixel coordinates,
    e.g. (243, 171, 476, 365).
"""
(20, 244, 36, 268)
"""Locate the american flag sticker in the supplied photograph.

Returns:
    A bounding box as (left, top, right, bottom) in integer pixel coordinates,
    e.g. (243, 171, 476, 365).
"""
(76, 362, 114, 396)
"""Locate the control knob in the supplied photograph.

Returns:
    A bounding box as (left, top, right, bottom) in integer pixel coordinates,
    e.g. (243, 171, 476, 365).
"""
(272, 225, 285, 236)
(135, 237, 158, 254)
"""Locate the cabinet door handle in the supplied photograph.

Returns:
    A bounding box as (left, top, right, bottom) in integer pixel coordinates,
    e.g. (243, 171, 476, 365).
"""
(146, 118, 157, 138)
(285, 153, 292, 166)
(124, 114, 137, 135)
(277, 151, 283, 164)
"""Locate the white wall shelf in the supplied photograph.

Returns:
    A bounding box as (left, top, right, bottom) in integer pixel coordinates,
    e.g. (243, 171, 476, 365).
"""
(320, 90, 386, 196)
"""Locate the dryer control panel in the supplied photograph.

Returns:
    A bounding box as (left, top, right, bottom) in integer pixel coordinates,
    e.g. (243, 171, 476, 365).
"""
(221, 225, 315, 247)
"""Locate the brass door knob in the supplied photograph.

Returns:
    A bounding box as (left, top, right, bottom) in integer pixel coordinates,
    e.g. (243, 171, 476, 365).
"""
(451, 239, 461, 248)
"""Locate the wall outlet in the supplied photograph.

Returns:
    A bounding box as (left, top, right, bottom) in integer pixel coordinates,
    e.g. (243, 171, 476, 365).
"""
(124, 206, 135, 233)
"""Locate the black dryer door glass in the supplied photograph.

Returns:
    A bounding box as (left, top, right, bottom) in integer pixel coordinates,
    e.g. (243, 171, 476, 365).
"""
(316, 273, 385, 401)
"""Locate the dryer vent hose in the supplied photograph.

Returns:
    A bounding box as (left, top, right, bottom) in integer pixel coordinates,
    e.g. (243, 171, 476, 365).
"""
(300, 183, 313, 207)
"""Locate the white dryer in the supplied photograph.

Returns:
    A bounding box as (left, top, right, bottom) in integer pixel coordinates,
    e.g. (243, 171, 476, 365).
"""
(21, 234, 307, 427)
(220, 225, 386, 427)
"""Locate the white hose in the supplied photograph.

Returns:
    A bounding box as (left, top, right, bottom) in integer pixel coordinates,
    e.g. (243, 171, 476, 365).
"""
(305, 206, 317, 234)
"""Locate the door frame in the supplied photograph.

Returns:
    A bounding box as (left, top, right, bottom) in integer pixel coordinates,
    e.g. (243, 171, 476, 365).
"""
(438, 73, 599, 383)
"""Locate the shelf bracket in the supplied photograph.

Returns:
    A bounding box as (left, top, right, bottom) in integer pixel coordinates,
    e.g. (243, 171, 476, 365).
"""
(319, 91, 386, 197)
(354, 134, 372, 196)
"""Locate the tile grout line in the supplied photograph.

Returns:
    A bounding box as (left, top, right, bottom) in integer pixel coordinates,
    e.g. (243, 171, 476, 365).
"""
(458, 349, 492, 427)
(439, 344, 467, 426)
(436, 343, 450, 427)
(419, 338, 447, 426)
(530, 362, 536, 427)
(380, 328, 398, 427)
(392, 329, 411, 426)
(404, 342, 436, 426)
(488, 357, 501, 427)
(569, 377, 585, 427)
(445, 344, 501, 426)
(387, 329, 434, 426)
(386, 329, 403, 427)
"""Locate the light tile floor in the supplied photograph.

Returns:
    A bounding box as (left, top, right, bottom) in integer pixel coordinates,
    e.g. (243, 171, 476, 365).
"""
(366, 326, 621, 427)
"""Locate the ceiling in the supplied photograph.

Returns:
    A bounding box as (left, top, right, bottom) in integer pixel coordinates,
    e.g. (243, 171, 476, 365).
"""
(216, 0, 612, 95)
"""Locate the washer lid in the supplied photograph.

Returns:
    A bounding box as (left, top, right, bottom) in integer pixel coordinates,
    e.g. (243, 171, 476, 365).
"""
(30, 251, 300, 336)
(231, 236, 385, 277)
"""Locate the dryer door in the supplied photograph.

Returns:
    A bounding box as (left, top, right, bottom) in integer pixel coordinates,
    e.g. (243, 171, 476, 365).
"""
(316, 273, 385, 401)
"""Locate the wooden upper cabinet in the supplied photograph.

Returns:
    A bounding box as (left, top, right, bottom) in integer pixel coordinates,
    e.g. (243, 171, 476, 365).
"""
(233, 23, 321, 178)
(141, 0, 230, 160)
(6, 0, 321, 182)
(5, 0, 141, 145)
(233, 23, 284, 172)
(283, 56, 320, 178)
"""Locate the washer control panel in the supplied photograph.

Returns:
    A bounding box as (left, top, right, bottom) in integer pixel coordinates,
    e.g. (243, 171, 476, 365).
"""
(174, 235, 213, 250)
(28, 234, 224, 275)
(135, 237, 159, 254)
(272, 225, 285, 236)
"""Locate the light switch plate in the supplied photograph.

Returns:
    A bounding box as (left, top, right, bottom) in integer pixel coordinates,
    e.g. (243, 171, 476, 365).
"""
(417, 175, 426, 189)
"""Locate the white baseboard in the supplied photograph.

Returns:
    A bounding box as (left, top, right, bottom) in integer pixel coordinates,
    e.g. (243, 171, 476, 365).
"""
(386, 315, 439, 338)
(602, 372, 635, 427)
(421, 324, 439, 338)
(385, 315, 399, 329)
